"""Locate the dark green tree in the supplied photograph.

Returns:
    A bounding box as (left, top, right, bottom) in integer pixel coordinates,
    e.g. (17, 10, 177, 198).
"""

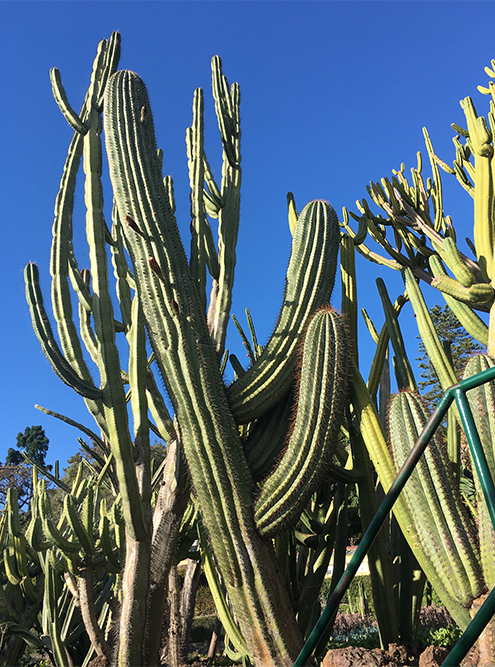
(416, 305, 484, 409)
(6, 425, 50, 468)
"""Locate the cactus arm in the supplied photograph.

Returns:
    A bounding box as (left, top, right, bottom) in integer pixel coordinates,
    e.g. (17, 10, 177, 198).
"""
(35, 404, 106, 453)
(64, 495, 93, 560)
(110, 206, 133, 331)
(67, 251, 93, 313)
(83, 104, 148, 542)
(127, 295, 151, 506)
(403, 267, 458, 391)
(348, 425, 399, 647)
(341, 207, 402, 270)
(340, 233, 358, 363)
(145, 369, 177, 444)
(187, 88, 208, 311)
(207, 57, 241, 355)
(365, 295, 407, 400)
(423, 128, 446, 232)
(227, 200, 340, 424)
(77, 270, 101, 367)
(38, 492, 80, 556)
(243, 389, 293, 480)
(431, 273, 494, 304)
(376, 278, 416, 391)
(341, 237, 400, 644)
(78, 566, 112, 661)
(246, 307, 263, 359)
(44, 561, 71, 667)
(50, 67, 88, 135)
(287, 191, 299, 236)
(461, 97, 495, 282)
(198, 522, 250, 659)
(438, 236, 476, 287)
(231, 313, 256, 365)
(254, 308, 348, 537)
(24, 263, 103, 400)
(202, 151, 224, 222)
(95, 32, 121, 111)
(429, 255, 489, 345)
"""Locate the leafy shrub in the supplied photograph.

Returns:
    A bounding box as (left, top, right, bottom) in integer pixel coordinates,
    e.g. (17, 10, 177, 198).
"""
(326, 624, 380, 650)
(416, 605, 461, 650)
(319, 575, 375, 617)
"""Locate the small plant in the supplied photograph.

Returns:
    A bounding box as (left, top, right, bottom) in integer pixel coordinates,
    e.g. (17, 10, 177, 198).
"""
(416, 605, 462, 651)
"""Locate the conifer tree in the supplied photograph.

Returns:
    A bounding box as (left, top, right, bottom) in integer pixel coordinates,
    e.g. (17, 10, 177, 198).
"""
(416, 305, 484, 409)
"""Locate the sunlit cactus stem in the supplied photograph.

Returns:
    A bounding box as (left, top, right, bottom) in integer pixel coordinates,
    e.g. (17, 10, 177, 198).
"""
(104, 68, 343, 666)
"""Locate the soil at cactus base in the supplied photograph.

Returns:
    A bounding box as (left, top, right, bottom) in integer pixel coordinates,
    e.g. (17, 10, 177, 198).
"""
(183, 643, 480, 667)
(321, 643, 481, 667)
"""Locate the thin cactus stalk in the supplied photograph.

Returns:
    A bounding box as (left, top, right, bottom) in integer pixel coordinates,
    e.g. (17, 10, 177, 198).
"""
(339, 230, 399, 646)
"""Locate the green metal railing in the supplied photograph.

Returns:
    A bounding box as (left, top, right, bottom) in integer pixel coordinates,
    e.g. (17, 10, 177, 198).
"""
(293, 365, 495, 667)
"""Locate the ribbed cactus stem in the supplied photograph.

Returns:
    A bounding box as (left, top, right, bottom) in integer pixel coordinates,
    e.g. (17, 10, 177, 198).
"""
(254, 307, 348, 537)
(227, 200, 340, 424)
(463, 354, 495, 588)
(388, 391, 483, 623)
(104, 69, 304, 665)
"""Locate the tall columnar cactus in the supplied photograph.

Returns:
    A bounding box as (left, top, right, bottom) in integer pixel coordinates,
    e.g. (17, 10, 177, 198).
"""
(103, 66, 346, 665)
(388, 390, 484, 627)
(22, 34, 348, 667)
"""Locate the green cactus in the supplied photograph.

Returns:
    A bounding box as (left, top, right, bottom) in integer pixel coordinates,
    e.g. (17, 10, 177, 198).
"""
(462, 354, 495, 588)
(253, 307, 348, 537)
(19, 32, 352, 667)
(338, 55, 495, 659)
(388, 391, 484, 621)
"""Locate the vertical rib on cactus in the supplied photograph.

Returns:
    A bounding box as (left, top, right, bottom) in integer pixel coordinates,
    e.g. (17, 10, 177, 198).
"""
(388, 390, 484, 624)
(463, 354, 495, 589)
(104, 69, 304, 666)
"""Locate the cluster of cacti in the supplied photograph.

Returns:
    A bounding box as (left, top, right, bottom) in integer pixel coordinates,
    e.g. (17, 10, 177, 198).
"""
(7, 28, 495, 667)
(1, 32, 355, 667)
(340, 56, 495, 658)
(0, 466, 119, 667)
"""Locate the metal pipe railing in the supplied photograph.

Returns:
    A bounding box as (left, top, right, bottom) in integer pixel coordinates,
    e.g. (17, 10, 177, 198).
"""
(293, 365, 495, 667)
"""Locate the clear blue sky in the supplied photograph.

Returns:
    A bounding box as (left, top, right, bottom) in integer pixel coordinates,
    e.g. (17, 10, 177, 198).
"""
(1, 0, 493, 469)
